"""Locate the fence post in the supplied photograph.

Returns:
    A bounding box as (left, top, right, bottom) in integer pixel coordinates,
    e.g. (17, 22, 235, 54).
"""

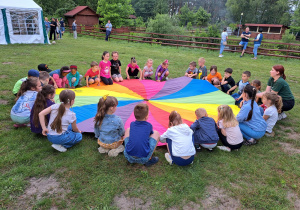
(285, 44, 291, 61)
(150, 33, 152, 46)
(177, 35, 179, 48)
(207, 37, 210, 52)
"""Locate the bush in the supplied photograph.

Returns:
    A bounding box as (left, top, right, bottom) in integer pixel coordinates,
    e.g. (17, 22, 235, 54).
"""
(187, 22, 193, 31)
(282, 29, 296, 43)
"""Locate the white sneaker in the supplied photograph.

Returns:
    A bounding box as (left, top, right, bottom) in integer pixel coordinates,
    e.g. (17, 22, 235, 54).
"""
(219, 55, 223, 57)
(51, 144, 67, 152)
(165, 77, 169, 81)
(278, 112, 287, 121)
(217, 146, 231, 152)
(108, 145, 125, 157)
(98, 146, 110, 154)
(164, 153, 173, 165)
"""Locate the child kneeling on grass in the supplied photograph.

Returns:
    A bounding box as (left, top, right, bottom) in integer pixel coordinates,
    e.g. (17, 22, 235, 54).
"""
(85, 61, 100, 87)
(39, 89, 82, 152)
(124, 103, 160, 167)
(190, 108, 219, 151)
(94, 95, 125, 157)
(217, 105, 243, 152)
(160, 111, 195, 166)
(67, 65, 82, 88)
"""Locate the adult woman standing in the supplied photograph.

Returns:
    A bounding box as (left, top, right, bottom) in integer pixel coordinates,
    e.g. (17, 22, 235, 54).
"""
(257, 65, 294, 120)
(219, 28, 228, 57)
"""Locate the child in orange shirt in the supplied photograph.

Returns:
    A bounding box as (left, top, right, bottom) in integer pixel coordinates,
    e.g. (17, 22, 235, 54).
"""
(206, 65, 222, 87)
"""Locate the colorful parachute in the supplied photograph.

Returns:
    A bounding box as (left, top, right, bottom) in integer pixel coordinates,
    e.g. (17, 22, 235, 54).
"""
(55, 77, 240, 145)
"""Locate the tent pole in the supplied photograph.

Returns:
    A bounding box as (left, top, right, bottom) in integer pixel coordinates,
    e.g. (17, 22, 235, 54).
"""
(1, 9, 11, 44)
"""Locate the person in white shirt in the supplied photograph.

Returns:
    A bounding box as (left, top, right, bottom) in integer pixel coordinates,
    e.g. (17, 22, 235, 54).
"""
(219, 28, 228, 57)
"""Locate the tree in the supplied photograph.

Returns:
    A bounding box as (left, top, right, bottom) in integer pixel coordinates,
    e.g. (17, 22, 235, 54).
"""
(195, 6, 211, 27)
(178, 3, 195, 26)
(146, 14, 184, 35)
(291, 4, 300, 26)
(97, 0, 135, 28)
(132, 0, 156, 22)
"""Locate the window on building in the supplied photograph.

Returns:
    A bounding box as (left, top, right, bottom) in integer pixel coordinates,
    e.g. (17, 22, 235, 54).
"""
(269, 27, 281, 33)
(261, 27, 269, 33)
(249, 26, 257, 32)
(10, 11, 39, 35)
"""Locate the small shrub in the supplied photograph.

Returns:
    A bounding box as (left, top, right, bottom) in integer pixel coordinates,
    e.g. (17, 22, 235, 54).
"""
(282, 29, 296, 43)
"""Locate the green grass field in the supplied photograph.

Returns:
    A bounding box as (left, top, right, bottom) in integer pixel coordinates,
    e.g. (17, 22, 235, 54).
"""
(0, 34, 299, 209)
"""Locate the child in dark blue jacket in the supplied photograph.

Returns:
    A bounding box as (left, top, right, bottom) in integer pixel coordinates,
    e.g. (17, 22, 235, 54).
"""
(190, 108, 219, 151)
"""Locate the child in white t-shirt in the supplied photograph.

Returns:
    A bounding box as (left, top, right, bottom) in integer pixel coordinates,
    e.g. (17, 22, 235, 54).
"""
(39, 89, 82, 152)
(142, 59, 154, 79)
(262, 92, 283, 137)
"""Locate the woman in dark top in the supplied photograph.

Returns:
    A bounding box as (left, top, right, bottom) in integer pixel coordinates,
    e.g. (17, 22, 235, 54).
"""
(257, 65, 294, 120)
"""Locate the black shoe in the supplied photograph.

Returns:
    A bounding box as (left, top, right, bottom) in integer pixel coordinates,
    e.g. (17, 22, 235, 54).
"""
(147, 77, 152, 79)
(134, 76, 139, 79)
(195, 145, 201, 152)
(144, 156, 159, 167)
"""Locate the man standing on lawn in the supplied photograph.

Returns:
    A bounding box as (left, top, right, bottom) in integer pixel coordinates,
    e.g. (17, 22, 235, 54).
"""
(239, 27, 251, 57)
(105, 20, 112, 41)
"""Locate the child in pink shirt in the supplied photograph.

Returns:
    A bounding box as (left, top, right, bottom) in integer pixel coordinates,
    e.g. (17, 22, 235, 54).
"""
(99, 51, 113, 85)
(125, 57, 142, 80)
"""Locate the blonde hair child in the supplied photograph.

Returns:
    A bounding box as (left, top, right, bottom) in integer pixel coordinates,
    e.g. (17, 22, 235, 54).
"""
(94, 95, 125, 157)
(142, 59, 154, 80)
(39, 89, 82, 152)
(217, 105, 243, 152)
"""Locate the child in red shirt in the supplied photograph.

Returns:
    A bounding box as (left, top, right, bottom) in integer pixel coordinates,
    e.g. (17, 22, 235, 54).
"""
(85, 61, 100, 87)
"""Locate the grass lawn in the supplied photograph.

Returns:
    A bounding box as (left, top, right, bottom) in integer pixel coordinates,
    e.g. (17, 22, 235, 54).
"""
(0, 33, 300, 209)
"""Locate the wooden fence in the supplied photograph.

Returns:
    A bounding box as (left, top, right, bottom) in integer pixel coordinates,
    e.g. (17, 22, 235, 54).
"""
(70, 26, 300, 60)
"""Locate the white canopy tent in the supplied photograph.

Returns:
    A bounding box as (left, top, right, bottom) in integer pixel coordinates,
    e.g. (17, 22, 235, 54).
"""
(0, 0, 49, 44)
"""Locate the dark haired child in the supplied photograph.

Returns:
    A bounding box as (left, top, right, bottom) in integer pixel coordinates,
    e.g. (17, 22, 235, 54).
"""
(190, 108, 219, 151)
(160, 111, 195, 166)
(99, 51, 113, 85)
(38, 64, 58, 88)
(11, 77, 42, 127)
(39, 89, 82, 152)
(94, 95, 125, 157)
(85, 61, 100, 87)
(221, 68, 235, 95)
(206, 65, 222, 87)
(125, 57, 142, 80)
(110, 51, 124, 82)
(124, 103, 160, 167)
(67, 65, 83, 88)
(12, 69, 40, 96)
(236, 85, 267, 145)
(30, 85, 55, 134)
(49, 66, 71, 88)
(155, 60, 169, 82)
(184, 61, 198, 79)
(227, 71, 251, 106)
(39, 71, 50, 86)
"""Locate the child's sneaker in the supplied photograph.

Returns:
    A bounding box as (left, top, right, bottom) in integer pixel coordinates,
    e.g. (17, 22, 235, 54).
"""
(219, 55, 224, 57)
(144, 156, 159, 167)
(278, 112, 287, 121)
(217, 146, 231, 152)
(195, 144, 201, 152)
(134, 76, 139, 79)
(108, 145, 125, 157)
(165, 77, 169, 81)
(98, 146, 110, 154)
(164, 153, 173, 165)
(51, 144, 67, 152)
(265, 131, 275, 137)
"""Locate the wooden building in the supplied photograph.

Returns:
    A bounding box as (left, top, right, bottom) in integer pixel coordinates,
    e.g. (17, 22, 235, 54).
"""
(64, 6, 99, 27)
(238, 24, 289, 40)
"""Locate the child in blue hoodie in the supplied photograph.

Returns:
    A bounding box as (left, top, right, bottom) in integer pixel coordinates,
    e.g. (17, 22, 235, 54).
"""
(190, 108, 219, 151)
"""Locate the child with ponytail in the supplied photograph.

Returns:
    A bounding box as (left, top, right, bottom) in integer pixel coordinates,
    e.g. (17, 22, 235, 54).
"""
(262, 92, 283, 137)
(125, 57, 142, 80)
(236, 85, 267, 145)
(160, 111, 195, 166)
(39, 89, 82, 152)
(30, 85, 56, 134)
(99, 51, 113, 85)
(217, 105, 243, 152)
(94, 95, 125, 157)
(155, 60, 169, 82)
(11, 77, 42, 127)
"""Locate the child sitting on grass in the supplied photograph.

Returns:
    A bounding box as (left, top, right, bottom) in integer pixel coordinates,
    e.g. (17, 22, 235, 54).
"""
(142, 59, 154, 79)
(67, 65, 82, 88)
(38, 64, 58, 88)
(184, 61, 198, 79)
(160, 111, 195, 166)
(125, 57, 142, 80)
(206, 65, 222, 87)
(190, 108, 219, 151)
(221, 68, 235, 95)
(39, 71, 50, 87)
(11, 77, 42, 127)
(30, 85, 55, 134)
(198, 57, 207, 79)
(99, 51, 113, 85)
(39, 89, 82, 152)
(217, 105, 243, 152)
(110, 51, 124, 82)
(227, 71, 251, 106)
(94, 95, 125, 157)
(155, 60, 169, 82)
(124, 103, 160, 167)
(262, 92, 282, 137)
(12, 69, 40, 96)
(85, 61, 100, 87)
(49, 66, 71, 88)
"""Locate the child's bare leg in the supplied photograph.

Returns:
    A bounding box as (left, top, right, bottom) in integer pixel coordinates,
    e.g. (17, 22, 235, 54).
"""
(114, 77, 119, 82)
(95, 78, 100, 85)
(164, 71, 169, 77)
(149, 130, 160, 159)
(119, 76, 123, 82)
(89, 79, 94, 84)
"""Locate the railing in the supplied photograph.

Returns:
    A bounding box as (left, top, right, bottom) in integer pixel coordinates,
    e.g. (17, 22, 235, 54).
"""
(68, 26, 300, 60)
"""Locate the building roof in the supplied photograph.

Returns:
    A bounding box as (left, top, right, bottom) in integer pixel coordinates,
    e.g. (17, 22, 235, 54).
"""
(238, 24, 288, 28)
(64, 6, 97, 17)
(129, 15, 137, 19)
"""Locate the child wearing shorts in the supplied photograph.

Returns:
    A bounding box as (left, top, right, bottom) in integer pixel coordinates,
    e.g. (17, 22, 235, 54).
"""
(85, 61, 100, 87)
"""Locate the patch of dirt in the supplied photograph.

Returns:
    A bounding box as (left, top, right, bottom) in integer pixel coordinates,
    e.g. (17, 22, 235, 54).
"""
(278, 142, 300, 155)
(287, 191, 300, 209)
(16, 176, 69, 209)
(278, 126, 298, 140)
(201, 186, 241, 209)
(0, 75, 8, 78)
(2, 62, 14, 65)
(113, 193, 152, 210)
(183, 202, 201, 210)
(0, 90, 10, 94)
(0, 99, 8, 105)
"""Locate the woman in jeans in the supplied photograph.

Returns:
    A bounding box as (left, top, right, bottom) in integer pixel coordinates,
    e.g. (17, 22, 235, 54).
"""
(219, 28, 228, 57)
